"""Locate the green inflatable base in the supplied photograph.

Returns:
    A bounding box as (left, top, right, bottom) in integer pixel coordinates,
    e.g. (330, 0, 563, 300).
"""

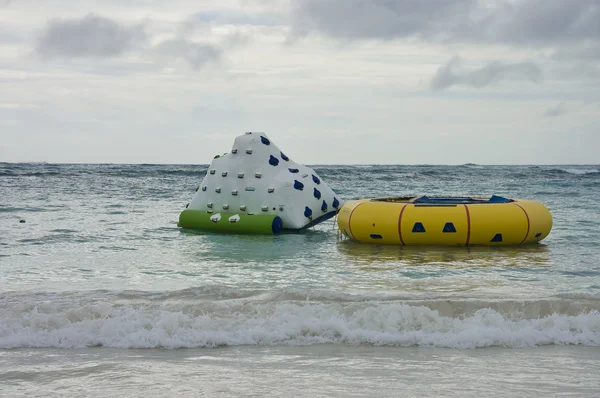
(178, 210, 283, 235)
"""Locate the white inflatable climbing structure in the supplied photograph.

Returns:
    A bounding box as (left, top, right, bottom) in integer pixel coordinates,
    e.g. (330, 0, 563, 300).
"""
(178, 132, 343, 234)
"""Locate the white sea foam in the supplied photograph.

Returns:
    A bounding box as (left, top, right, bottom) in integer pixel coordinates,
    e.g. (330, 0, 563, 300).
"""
(559, 167, 599, 175)
(1, 298, 599, 349)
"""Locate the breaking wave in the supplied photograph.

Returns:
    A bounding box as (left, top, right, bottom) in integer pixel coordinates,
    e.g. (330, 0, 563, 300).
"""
(545, 167, 600, 176)
(1, 289, 599, 349)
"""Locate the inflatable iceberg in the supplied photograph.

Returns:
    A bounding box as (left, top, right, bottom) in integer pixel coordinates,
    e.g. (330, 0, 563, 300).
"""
(179, 132, 343, 234)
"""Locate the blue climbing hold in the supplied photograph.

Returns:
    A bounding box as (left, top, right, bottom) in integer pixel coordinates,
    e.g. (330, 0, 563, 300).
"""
(312, 174, 320, 184)
(280, 152, 289, 161)
(321, 200, 328, 212)
(261, 136, 271, 145)
(288, 168, 299, 173)
(332, 197, 340, 209)
(294, 180, 304, 190)
(271, 216, 283, 234)
(269, 155, 279, 166)
(313, 188, 321, 199)
(304, 206, 312, 218)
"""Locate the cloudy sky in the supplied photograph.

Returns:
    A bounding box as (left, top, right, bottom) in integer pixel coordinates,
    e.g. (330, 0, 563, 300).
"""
(0, 0, 598, 164)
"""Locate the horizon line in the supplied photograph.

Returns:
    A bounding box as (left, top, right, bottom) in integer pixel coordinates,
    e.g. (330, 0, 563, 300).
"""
(2, 161, 599, 167)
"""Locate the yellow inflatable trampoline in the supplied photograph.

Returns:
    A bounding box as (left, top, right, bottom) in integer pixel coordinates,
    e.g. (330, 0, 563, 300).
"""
(337, 195, 552, 246)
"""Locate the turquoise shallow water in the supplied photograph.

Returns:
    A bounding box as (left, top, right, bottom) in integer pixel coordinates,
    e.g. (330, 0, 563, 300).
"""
(1, 163, 600, 396)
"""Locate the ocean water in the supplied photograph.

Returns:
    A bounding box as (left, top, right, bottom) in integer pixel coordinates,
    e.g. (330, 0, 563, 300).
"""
(1, 163, 600, 397)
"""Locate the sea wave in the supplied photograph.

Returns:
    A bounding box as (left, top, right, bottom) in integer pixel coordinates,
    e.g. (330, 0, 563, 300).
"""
(0, 206, 52, 213)
(0, 164, 208, 178)
(545, 167, 600, 176)
(0, 170, 62, 177)
(1, 289, 599, 349)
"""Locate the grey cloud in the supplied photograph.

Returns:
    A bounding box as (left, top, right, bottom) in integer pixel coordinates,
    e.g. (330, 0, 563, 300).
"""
(291, 0, 473, 41)
(431, 57, 543, 90)
(552, 43, 600, 61)
(33, 12, 250, 70)
(291, 0, 600, 46)
(154, 39, 222, 68)
(36, 14, 145, 58)
(152, 16, 251, 69)
(486, 0, 600, 45)
(544, 103, 567, 117)
(221, 31, 252, 49)
(192, 9, 284, 26)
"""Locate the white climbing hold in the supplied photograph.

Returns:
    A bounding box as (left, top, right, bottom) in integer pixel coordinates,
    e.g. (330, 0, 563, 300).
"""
(210, 213, 222, 223)
(229, 214, 240, 223)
